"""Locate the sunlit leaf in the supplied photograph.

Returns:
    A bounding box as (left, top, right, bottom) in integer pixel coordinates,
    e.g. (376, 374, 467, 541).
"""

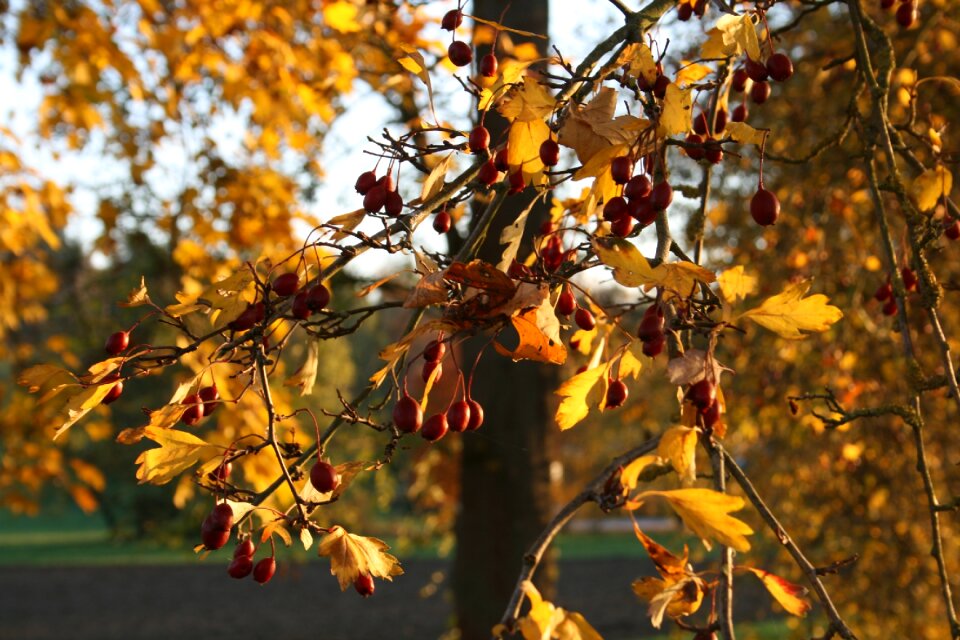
(745, 567, 812, 616)
(317, 525, 404, 590)
(657, 426, 698, 485)
(636, 488, 753, 551)
(740, 280, 843, 339)
(911, 165, 953, 212)
(554, 365, 606, 430)
(134, 427, 219, 485)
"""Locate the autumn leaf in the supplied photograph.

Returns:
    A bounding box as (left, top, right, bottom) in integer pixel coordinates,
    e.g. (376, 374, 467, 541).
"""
(499, 76, 554, 122)
(18, 364, 76, 393)
(326, 209, 366, 241)
(745, 567, 812, 616)
(701, 13, 760, 60)
(636, 488, 754, 551)
(725, 121, 768, 146)
(301, 461, 366, 503)
(261, 518, 293, 547)
(592, 238, 715, 298)
(134, 426, 219, 485)
(657, 426, 698, 485)
(404, 270, 448, 309)
(633, 521, 690, 581)
(632, 576, 704, 628)
(554, 365, 606, 430)
(658, 83, 693, 137)
(284, 339, 319, 396)
(515, 581, 603, 640)
(620, 455, 659, 492)
(740, 280, 843, 339)
(717, 265, 758, 305)
(496, 196, 536, 271)
(911, 165, 953, 211)
(675, 62, 712, 88)
(420, 153, 457, 203)
(621, 42, 658, 87)
(119, 276, 152, 307)
(494, 301, 567, 365)
(507, 118, 551, 184)
(317, 525, 404, 590)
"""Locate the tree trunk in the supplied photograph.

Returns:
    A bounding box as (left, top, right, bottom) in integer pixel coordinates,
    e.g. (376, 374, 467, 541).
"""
(453, 2, 555, 639)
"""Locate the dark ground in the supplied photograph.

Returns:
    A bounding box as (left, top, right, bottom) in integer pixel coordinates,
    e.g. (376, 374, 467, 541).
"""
(0, 558, 659, 640)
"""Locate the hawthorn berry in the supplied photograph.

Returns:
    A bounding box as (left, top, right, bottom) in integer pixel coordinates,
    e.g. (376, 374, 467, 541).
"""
(480, 53, 498, 77)
(228, 302, 264, 331)
(642, 335, 665, 357)
(874, 282, 892, 301)
(611, 156, 633, 184)
(363, 184, 387, 213)
(354, 171, 377, 194)
(896, 2, 916, 28)
(606, 379, 628, 409)
(234, 539, 255, 559)
(751, 81, 771, 105)
(253, 557, 276, 584)
(272, 273, 300, 297)
(422, 359, 442, 383)
(441, 9, 463, 31)
(105, 330, 130, 355)
(766, 52, 794, 82)
(102, 376, 123, 405)
(732, 103, 748, 122)
(714, 107, 727, 134)
(539, 139, 560, 167)
(693, 112, 709, 136)
(624, 174, 652, 200)
(310, 460, 341, 493)
(630, 198, 657, 227)
(508, 170, 525, 194)
(292, 291, 311, 319)
(557, 287, 577, 316)
(603, 196, 629, 222)
(424, 339, 446, 363)
(477, 160, 499, 186)
(228, 556, 254, 579)
(448, 40, 473, 67)
(882, 299, 898, 316)
(201, 503, 233, 550)
(687, 379, 717, 411)
(705, 139, 723, 165)
(750, 188, 780, 226)
(684, 134, 705, 161)
(946, 220, 960, 240)
(306, 284, 331, 311)
(469, 125, 490, 153)
(181, 394, 203, 426)
(650, 181, 674, 210)
(198, 385, 219, 413)
(902, 266, 918, 291)
(447, 400, 472, 433)
(701, 400, 721, 431)
(434, 209, 452, 233)
(467, 399, 485, 430)
(494, 147, 510, 172)
(393, 394, 423, 434)
(637, 306, 665, 342)
(355, 573, 375, 597)
(611, 215, 635, 237)
(745, 56, 768, 82)
(210, 461, 232, 482)
(421, 413, 449, 442)
(384, 190, 404, 216)
(677, 2, 692, 20)
(653, 74, 670, 99)
(575, 307, 596, 331)
(731, 68, 749, 92)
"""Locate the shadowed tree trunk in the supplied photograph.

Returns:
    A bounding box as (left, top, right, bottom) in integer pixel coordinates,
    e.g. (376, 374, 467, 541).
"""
(453, 2, 555, 639)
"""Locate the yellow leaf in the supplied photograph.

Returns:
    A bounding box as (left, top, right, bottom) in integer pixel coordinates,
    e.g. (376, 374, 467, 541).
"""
(621, 455, 659, 492)
(675, 62, 713, 88)
(261, 519, 293, 547)
(633, 522, 690, 581)
(617, 346, 643, 380)
(420, 153, 457, 204)
(911, 165, 953, 211)
(327, 209, 366, 241)
(701, 14, 760, 60)
(466, 14, 547, 40)
(554, 366, 606, 430)
(284, 339, 319, 396)
(516, 581, 603, 640)
(740, 280, 843, 339)
(17, 364, 75, 393)
(622, 42, 658, 87)
(725, 121, 768, 146)
(717, 266, 758, 305)
(499, 76, 554, 123)
(479, 58, 534, 111)
(658, 83, 693, 137)
(637, 488, 753, 552)
(745, 567, 812, 617)
(397, 44, 438, 124)
(507, 118, 551, 184)
(632, 576, 704, 627)
(323, 1, 360, 33)
(119, 276, 152, 307)
(317, 525, 404, 590)
(657, 426, 698, 485)
(592, 238, 715, 298)
(53, 384, 115, 439)
(301, 461, 366, 503)
(134, 427, 219, 485)
(494, 302, 567, 365)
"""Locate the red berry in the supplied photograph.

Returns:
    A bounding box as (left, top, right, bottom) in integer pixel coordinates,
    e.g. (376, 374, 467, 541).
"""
(539, 139, 560, 167)
(638, 306, 665, 342)
(181, 394, 203, 426)
(653, 74, 670, 99)
(575, 307, 596, 331)
(702, 400, 721, 430)
(606, 379, 628, 409)
(393, 394, 423, 434)
(677, 2, 693, 20)
(603, 196, 629, 222)
(750, 81, 771, 105)
(732, 103, 748, 122)
(714, 107, 727, 134)
(102, 377, 123, 405)
(355, 573, 376, 597)
(895, 2, 916, 27)
(292, 291, 311, 319)
(902, 266, 918, 291)
(469, 125, 490, 153)
(611, 156, 633, 184)
(363, 184, 387, 213)
(766, 53, 794, 82)
(507, 259, 532, 279)
(611, 215, 635, 237)
(228, 556, 254, 579)
(384, 190, 404, 216)
(234, 539, 255, 558)
(946, 220, 960, 240)
(479, 53, 498, 77)
(433, 209, 452, 233)
(310, 460, 341, 493)
(478, 160, 499, 186)
(378, 174, 396, 193)
(624, 174, 652, 200)
(201, 503, 233, 550)
(745, 57, 768, 82)
(685, 133, 705, 161)
(421, 413, 449, 442)
(448, 40, 473, 67)
(650, 181, 674, 210)
(253, 557, 276, 584)
(731, 68, 749, 92)
(508, 170, 525, 194)
(750, 188, 780, 226)
(447, 401, 472, 433)
(355, 171, 377, 194)
(629, 198, 657, 226)
(441, 9, 463, 30)
(687, 379, 717, 411)
(642, 335, 665, 357)
(228, 302, 264, 331)
(105, 330, 130, 355)
(705, 139, 723, 165)
(874, 282, 892, 301)
(424, 339, 446, 362)
(210, 503, 234, 530)
(557, 288, 577, 316)
(210, 461, 232, 482)
(272, 273, 300, 297)
(199, 384, 219, 416)
(306, 284, 330, 311)
(422, 359, 442, 383)
(882, 299, 898, 316)
(467, 399, 484, 430)
(881, 0, 895, 8)
(693, 112, 709, 136)
(494, 147, 510, 172)
(539, 220, 555, 236)
(693, 0, 707, 16)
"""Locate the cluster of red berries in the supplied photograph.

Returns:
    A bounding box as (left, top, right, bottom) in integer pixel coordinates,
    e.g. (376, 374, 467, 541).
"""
(102, 330, 133, 405)
(685, 109, 727, 165)
(686, 378, 721, 432)
(881, 0, 918, 28)
(392, 337, 485, 442)
(637, 304, 666, 357)
(227, 537, 277, 585)
(180, 384, 219, 427)
(356, 171, 404, 216)
(442, 9, 473, 67)
(555, 285, 597, 334)
(874, 266, 917, 316)
(602, 156, 674, 238)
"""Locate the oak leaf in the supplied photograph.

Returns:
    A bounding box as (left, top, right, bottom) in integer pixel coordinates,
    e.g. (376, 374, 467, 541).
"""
(317, 525, 404, 590)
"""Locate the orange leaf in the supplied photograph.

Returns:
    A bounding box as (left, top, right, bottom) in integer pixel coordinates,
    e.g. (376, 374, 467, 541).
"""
(633, 520, 689, 581)
(745, 567, 812, 616)
(494, 303, 567, 365)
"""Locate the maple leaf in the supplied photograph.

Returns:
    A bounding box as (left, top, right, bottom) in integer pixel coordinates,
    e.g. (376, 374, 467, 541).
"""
(739, 280, 843, 339)
(656, 426, 698, 486)
(494, 301, 567, 365)
(554, 365, 606, 430)
(911, 165, 952, 211)
(317, 525, 404, 590)
(134, 426, 219, 485)
(745, 567, 812, 617)
(636, 488, 754, 552)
